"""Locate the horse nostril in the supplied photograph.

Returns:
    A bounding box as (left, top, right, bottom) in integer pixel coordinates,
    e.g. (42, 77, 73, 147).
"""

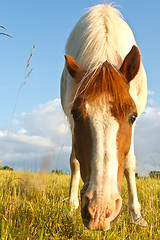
(81, 199, 91, 222)
(82, 194, 90, 208)
(82, 195, 91, 222)
(105, 211, 112, 219)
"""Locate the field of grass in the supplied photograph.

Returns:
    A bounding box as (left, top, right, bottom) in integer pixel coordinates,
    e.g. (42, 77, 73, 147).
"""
(0, 170, 159, 239)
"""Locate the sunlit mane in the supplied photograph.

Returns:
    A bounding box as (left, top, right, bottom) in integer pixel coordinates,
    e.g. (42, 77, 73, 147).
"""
(73, 62, 133, 117)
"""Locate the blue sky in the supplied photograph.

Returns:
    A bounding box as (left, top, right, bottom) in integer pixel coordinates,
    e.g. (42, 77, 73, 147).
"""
(0, 0, 160, 174)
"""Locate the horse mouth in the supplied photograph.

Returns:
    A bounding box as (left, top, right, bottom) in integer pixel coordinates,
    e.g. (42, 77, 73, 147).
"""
(82, 211, 121, 231)
(110, 211, 121, 228)
(81, 200, 121, 231)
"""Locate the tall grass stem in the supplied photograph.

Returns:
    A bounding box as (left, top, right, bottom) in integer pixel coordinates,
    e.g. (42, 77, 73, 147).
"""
(1, 44, 36, 164)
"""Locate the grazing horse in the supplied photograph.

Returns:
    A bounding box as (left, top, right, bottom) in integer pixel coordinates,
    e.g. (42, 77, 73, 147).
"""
(61, 4, 147, 230)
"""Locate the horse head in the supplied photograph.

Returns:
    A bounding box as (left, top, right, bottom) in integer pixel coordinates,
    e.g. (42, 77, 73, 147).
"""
(65, 46, 140, 230)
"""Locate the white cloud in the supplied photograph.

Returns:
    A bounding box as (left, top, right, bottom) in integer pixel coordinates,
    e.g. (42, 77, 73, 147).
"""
(21, 99, 69, 138)
(17, 128, 27, 135)
(0, 99, 160, 176)
(147, 99, 154, 105)
(0, 99, 71, 172)
(10, 133, 55, 148)
(147, 90, 154, 96)
(147, 90, 155, 105)
(135, 106, 160, 175)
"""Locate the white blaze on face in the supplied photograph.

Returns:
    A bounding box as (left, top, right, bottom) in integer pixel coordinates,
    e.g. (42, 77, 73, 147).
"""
(86, 101, 119, 196)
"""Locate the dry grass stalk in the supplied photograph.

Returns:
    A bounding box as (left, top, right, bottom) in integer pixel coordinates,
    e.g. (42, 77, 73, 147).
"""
(0, 25, 12, 38)
(1, 45, 36, 164)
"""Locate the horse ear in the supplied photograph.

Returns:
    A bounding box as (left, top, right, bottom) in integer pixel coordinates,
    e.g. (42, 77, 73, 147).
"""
(119, 45, 141, 83)
(65, 55, 85, 80)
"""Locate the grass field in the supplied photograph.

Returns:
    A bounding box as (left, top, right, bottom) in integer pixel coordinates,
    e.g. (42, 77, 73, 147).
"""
(0, 170, 159, 239)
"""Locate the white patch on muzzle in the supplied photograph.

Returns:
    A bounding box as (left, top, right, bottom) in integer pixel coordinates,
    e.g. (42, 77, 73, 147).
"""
(85, 102, 119, 196)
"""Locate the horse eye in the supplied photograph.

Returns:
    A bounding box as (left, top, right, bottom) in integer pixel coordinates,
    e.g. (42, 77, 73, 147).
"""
(129, 112, 137, 125)
(71, 109, 81, 121)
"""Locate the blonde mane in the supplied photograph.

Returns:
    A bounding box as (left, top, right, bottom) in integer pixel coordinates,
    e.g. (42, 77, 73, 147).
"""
(66, 4, 136, 72)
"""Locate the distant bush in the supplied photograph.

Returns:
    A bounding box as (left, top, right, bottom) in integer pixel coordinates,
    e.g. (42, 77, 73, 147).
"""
(149, 171, 160, 179)
(0, 165, 13, 171)
(51, 169, 65, 175)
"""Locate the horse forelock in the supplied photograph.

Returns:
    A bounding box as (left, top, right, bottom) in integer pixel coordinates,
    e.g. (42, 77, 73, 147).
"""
(72, 62, 136, 119)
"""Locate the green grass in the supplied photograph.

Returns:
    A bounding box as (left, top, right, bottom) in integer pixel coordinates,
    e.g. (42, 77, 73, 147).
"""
(0, 170, 159, 239)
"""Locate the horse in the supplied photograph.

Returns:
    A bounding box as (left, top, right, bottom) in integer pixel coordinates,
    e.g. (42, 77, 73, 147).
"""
(61, 4, 147, 231)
